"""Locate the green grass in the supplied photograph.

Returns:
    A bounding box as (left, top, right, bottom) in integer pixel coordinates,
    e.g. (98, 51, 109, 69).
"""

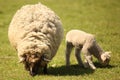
(0, 0, 120, 80)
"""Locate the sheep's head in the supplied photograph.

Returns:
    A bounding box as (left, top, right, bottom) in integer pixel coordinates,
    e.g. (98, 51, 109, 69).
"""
(19, 53, 51, 76)
(101, 51, 111, 66)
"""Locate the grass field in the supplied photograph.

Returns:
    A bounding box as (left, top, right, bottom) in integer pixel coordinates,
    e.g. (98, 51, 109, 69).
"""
(0, 0, 120, 80)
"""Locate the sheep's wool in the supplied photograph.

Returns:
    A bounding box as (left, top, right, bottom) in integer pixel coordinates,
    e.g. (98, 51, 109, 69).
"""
(8, 3, 63, 60)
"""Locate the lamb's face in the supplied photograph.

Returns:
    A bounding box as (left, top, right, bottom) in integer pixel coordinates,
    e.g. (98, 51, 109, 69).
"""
(101, 51, 111, 66)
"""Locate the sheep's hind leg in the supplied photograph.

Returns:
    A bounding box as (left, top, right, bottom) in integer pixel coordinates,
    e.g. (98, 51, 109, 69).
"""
(75, 48, 84, 67)
(65, 42, 73, 66)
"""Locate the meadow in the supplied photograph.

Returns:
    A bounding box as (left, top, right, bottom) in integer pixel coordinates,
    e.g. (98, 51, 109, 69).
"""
(0, 0, 120, 80)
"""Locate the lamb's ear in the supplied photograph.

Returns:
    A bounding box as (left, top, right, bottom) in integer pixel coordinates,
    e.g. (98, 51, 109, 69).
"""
(105, 51, 111, 58)
(101, 54, 106, 61)
(106, 51, 111, 54)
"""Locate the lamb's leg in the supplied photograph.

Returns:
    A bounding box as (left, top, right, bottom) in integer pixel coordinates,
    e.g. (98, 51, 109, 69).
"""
(84, 55, 96, 70)
(83, 59, 89, 68)
(75, 48, 83, 67)
(65, 42, 73, 66)
(82, 43, 96, 70)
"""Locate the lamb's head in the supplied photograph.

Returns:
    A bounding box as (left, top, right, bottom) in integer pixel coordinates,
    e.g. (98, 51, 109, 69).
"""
(101, 51, 111, 66)
(19, 52, 51, 76)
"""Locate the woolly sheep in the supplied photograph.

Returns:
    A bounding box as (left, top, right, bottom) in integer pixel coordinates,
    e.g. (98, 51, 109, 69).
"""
(8, 3, 63, 76)
(65, 30, 111, 70)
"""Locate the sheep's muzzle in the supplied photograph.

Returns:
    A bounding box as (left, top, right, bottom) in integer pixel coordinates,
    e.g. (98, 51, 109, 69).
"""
(22, 53, 49, 76)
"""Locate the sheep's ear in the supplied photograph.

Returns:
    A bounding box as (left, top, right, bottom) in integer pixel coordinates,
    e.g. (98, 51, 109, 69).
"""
(41, 54, 51, 62)
(43, 58, 51, 62)
(19, 58, 25, 63)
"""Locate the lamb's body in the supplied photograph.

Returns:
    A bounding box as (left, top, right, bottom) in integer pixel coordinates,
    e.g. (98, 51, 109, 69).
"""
(65, 30, 110, 70)
(8, 3, 63, 76)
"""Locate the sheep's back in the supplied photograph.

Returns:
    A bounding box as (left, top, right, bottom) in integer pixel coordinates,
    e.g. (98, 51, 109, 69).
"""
(8, 3, 63, 58)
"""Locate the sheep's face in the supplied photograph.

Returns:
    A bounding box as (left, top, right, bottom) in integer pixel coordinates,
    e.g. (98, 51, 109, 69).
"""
(23, 53, 42, 76)
(101, 51, 111, 66)
(19, 52, 51, 76)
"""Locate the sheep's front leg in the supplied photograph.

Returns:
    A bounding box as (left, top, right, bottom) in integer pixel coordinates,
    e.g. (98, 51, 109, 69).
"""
(43, 64, 47, 74)
(75, 48, 83, 67)
(84, 55, 96, 70)
(65, 42, 73, 66)
(24, 62, 30, 71)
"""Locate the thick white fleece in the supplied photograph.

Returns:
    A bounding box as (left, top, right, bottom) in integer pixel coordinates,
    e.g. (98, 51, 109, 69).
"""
(8, 3, 63, 61)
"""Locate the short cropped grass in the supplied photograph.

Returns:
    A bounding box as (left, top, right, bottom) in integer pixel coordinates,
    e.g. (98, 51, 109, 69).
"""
(0, 0, 120, 80)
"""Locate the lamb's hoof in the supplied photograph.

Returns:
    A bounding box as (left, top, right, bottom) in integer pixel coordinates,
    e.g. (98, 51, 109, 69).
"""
(91, 67, 96, 70)
(83, 62, 89, 68)
(78, 64, 84, 68)
(66, 64, 70, 67)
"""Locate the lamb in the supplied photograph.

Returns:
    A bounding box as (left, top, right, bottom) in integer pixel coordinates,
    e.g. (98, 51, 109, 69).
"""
(8, 3, 63, 76)
(65, 30, 111, 70)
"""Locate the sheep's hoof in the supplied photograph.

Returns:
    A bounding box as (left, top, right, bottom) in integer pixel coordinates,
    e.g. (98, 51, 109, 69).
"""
(43, 70, 48, 74)
(29, 72, 37, 76)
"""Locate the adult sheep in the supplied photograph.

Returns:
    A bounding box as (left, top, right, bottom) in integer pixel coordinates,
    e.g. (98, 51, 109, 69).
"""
(65, 30, 111, 70)
(8, 3, 63, 76)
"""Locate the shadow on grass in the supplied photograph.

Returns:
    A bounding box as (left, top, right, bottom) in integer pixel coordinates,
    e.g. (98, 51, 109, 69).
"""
(47, 64, 94, 76)
(47, 62, 115, 76)
(94, 62, 115, 69)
